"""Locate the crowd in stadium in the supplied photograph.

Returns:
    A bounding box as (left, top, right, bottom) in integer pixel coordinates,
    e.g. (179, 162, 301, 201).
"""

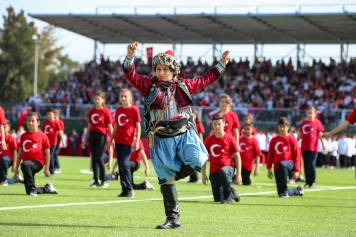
(42, 56, 356, 109)
(4, 55, 356, 126)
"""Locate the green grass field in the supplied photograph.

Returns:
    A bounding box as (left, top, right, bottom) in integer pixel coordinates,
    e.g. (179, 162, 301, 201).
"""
(1, 157, 356, 237)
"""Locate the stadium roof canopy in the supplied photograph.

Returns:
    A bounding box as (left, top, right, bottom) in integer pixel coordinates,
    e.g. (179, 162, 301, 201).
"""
(29, 4, 356, 45)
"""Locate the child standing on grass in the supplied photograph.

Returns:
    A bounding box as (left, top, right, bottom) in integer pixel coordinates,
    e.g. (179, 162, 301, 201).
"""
(123, 42, 230, 229)
(42, 109, 64, 176)
(109, 137, 155, 190)
(53, 109, 65, 173)
(0, 120, 23, 186)
(82, 90, 113, 188)
(267, 117, 304, 198)
(0, 106, 7, 151)
(202, 113, 242, 204)
(239, 123, 261, 185)
(188, 109, 205, 183)
(13, 112, 58, 196)
(297, 106, 326, 188)
(108, 88, 141, 198)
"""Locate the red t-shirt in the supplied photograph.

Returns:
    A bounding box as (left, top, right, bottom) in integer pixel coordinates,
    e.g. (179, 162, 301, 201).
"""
(130, 140, 144, 164)
(346, 108, 356, 124)
(204, 133, 239, 173)
(114, 106, 140, 145)
(239, 136, 261, 171)
(88, 107, 113, 135)
(211, 111, 240, 137)
(0, 106, 5, 125)
(298, 120, 324, 152)
(240, 126, 257, 136)
(196, 122, 205, 134)
(224, 111, 240, 136)
(0, 134, 17, 160)
(267, 134, 300, 172)
(42, 120, 61, 146)
(20, 131, 50, 166)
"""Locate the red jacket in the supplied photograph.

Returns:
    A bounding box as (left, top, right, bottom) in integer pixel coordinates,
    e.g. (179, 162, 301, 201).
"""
(123, 64, 222, 109)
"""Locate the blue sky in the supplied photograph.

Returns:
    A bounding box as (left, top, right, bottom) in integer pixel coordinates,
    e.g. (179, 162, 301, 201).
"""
(0, 0, 355, 65)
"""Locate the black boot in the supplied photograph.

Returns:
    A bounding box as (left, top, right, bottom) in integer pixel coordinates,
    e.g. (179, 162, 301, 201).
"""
(175, 164, 195, 181)
(188, 171, 199, 183)
(156, 184, 181, 229)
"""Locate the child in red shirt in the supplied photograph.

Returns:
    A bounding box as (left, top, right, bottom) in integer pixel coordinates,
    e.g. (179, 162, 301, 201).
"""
(42, 109, 64, 176)
(210, 94, 240, 147)
(188, 109, 205, 183)
(240, 114, 257, 136)
(82, 90, 113, 188)
(203, 113, 242, 204)
(109, 138, 155, 190)
(239, 123, 261, 185)
(297, 106, 326, 188)
(108, 88, 141, 198)
(53, 109, 65, 173)
(0, 120, 21, 186)
(13, 112, 58, 196)
(267, 117, 304, 198)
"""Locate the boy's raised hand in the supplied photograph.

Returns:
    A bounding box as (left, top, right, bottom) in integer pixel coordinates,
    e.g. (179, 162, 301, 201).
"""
(127, 42, 139, 58)
(220, 50, 231, 66)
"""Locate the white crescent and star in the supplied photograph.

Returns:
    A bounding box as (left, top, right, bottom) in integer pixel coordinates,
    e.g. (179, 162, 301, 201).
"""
(44, 125, 51, 134)
(91, 114, 101, 124)
(117, 114, 129, 126)
(23, 140, 34, 152)
(274, 142, 284, 154)
(302, 124, 315, 134)
(240, 142, 249, 152)
(210, 144, 225, 157)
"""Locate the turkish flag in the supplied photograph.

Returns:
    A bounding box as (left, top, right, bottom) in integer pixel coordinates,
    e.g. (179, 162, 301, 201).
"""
(146, 47, 153, 63)
(18, 107, 32, 130)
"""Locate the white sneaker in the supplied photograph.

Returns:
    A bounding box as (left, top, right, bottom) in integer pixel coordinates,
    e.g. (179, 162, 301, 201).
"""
(100, 181, 109, 188)
(1, 180, 8, 186)
(45, 182, 58, 194)
(144, 180, 155, 190)
(14, 174, 24, 183)
(54, 169, 62, 174)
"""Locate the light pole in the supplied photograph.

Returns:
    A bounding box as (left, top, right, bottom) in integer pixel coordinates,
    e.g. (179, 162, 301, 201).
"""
(32, 34, 40, 96)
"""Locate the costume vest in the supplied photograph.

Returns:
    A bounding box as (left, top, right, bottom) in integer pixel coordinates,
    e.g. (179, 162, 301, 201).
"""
(143, 77, 197, 136)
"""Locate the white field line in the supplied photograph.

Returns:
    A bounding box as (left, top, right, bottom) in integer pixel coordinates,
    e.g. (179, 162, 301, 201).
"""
(1, 186, 356, 211)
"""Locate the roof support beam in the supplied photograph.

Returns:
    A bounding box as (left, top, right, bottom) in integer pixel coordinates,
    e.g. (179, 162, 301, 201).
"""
(74, 16, 134, 42)
(114, 16, 175, 43)
(158, 16, 216, 44)
(249, 16, 300, 44)
(298, 16, 343, 43)
(203, 16, 258, 44)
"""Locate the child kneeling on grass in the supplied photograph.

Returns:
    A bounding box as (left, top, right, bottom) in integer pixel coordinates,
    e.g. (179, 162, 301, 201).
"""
(202, 113, 242, 204)
(13, 112, 58, 196)
(267, 117, 304, 198)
